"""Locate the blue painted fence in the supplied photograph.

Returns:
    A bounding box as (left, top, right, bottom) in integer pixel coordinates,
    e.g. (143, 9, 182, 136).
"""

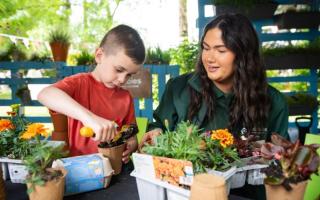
(0, 62, 179, 122)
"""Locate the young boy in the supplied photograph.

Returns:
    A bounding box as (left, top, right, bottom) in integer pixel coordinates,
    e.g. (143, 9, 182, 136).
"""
(38, 25, 145, 163)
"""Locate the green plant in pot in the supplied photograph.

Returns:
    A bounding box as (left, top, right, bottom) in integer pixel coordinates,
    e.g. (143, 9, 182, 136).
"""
(260, 133, 320, 200)
(16, 84, 32, 105)
(74, 50, 95, 66)
(0, 104, 43, 159)
(145, 47, 171, 65)
(80, 124, 139, 175)
(24, 143, 67, 200)
(48, 29, 71, 62)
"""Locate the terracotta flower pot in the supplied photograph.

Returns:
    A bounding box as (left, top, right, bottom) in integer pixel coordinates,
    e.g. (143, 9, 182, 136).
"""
(27, 168, 67, 200)
(49, 110, 68, 132)
(190, 173, 227, 200)
(265, 181, 308, 200)
(50, 42, 69, 62)
(0, 168, 5, 200)
(98, 143, 126, 175)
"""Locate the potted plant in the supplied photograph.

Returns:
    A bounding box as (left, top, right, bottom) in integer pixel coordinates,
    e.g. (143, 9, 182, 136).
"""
(48, 110, 68, 147)
(48, 29, 71, 62)
(212, 0, 278, 20)
(260, 133, 320, 200)
(80, 124, 139, 175)
(15, 84, 32, 105)
(262, 38, 320, 69)
(0, 104, 35, 159)
(142, 121, 239, 176)
(145, 47, 171, 65)
(74, 50, 95, 66)
(23, 144, 67, 200)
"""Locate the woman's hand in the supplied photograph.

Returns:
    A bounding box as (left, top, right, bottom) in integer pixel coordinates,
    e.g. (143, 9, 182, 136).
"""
(138, 128, 162, 152)
(122, 136, 138, 163)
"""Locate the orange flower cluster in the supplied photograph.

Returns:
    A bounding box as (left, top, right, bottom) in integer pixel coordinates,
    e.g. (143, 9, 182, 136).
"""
(0, 119, 15, 132)
(20, 123, 49, 139)
(211, 129, 234, 148)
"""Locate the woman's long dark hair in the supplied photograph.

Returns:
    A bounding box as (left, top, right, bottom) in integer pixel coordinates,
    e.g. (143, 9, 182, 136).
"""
(188, 13, 270, 134)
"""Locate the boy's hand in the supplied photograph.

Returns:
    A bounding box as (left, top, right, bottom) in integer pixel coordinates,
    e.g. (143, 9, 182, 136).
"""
(138, 128, 162, 152)
(85, 115, 117, 142)
(122, 136, 138, 163)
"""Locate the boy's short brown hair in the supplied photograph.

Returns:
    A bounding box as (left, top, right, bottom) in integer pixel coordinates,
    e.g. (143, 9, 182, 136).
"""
(99, 25, 145, 64)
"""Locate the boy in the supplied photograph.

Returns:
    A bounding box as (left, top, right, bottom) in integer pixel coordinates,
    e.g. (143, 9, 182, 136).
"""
(38, 25, 145, 163)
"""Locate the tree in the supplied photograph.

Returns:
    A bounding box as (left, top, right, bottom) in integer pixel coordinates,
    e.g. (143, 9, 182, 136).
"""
(179, 0, 188, 38)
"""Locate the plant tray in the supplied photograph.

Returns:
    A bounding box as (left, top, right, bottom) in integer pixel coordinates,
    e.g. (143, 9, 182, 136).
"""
(132, 153, 236, 198)
(0, 158, 27, 184)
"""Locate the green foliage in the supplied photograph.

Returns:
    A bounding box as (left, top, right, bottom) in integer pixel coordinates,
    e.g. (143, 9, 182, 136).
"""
(0, 0, 69, 36)
(261, 133, 320, 190)
(29, 52, 52, 62)
(24, 144, 67, 194)
(74, 50, 95, 66)
(2, 43, 27, 61)
(145, 47, 170, 65)
(143, 121, 207, 173)
(169, 39, 199, 74)
(48, 28, 71, 45)
(262, 38, 320, 56)
(143, 121, 239, 173)
(0, 104, 34, 159)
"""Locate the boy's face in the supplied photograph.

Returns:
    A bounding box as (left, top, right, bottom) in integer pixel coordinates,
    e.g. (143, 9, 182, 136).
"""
(94, 48, 141, 88)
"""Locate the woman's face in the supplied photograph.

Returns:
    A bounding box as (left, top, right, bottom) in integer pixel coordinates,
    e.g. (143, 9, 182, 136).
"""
(201, 27, 236, 93)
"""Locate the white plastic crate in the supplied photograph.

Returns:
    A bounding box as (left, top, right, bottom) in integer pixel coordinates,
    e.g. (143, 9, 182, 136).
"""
(1, 162, 9, 180)
(230, 170, 246, 189)
(132, 166, 235, 200)
(8, 162, 28, 183)
(131, 171, 190, 200)
(247, 166, 266, 185)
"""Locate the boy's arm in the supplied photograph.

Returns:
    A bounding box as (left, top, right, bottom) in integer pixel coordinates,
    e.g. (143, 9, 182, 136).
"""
(38, 85, 117, 142)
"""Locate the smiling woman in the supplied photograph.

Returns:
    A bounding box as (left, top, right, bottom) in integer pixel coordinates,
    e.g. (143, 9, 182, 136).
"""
(140, 13, 289, 200)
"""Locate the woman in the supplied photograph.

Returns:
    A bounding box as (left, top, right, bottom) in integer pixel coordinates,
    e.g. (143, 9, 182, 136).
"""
(140, 13, 289, 199)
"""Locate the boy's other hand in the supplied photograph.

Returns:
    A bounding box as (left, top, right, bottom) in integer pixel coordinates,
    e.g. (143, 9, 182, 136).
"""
(122, 136, 138, 163)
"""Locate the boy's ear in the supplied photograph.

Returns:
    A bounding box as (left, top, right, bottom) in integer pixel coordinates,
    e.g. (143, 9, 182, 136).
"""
(95, 48, 103, 64)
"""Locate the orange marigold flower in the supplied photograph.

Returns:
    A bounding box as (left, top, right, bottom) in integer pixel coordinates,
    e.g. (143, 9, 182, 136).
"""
(0, 119, 15, 131)
(20, 123, 49, 139)
(211, 129, 234, 148)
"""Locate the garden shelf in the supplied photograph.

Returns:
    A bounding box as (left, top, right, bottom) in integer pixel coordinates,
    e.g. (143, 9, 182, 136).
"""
(274, 11, 320, 29)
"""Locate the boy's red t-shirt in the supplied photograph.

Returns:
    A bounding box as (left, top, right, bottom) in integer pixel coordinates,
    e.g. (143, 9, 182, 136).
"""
(53, 73, 136, 156)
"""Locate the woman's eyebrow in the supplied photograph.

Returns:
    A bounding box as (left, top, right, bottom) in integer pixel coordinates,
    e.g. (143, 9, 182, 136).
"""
(203, 41, 226, 49)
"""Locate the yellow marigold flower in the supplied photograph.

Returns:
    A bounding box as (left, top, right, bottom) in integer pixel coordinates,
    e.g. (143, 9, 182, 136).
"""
(20, 123, 49, 139)
(211, 129, 234, 148)
(0, 119, 15, 131)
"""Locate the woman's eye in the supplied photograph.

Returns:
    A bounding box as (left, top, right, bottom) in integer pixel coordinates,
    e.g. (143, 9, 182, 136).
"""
(218, 49, 227, 53)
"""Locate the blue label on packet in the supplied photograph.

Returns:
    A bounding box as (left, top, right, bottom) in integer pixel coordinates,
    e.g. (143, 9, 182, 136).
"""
(61, 154, 105, 195)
